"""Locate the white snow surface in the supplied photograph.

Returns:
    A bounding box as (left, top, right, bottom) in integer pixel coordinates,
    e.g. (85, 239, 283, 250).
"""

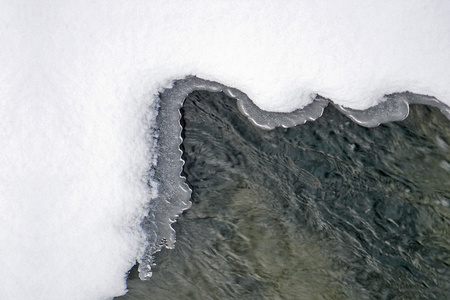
(0, 0, 449, 299)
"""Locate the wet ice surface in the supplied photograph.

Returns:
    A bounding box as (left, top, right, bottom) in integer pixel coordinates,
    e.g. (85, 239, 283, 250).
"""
(120, 91, 450, 299)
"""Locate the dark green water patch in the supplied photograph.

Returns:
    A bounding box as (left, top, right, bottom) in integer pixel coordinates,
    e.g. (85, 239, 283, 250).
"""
(120, 91, 450, 299)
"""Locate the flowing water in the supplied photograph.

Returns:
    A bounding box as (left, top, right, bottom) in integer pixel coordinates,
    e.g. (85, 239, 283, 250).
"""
(119, 91, 450, 299)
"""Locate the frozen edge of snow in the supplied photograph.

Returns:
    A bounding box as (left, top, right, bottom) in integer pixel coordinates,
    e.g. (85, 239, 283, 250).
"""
(138, 75, 450, 279)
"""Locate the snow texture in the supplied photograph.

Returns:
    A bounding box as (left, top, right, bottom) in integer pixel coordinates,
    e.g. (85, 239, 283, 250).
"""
(0, 1, 449, 299)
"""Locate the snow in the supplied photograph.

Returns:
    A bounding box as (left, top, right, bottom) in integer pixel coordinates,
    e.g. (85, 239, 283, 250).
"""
(0, 0, 449, 299)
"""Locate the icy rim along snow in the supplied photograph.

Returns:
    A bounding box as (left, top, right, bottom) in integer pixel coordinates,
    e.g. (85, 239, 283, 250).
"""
(139, 76, 450, 279)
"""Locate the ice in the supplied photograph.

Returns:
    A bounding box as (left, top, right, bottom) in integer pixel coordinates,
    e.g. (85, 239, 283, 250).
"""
(0, 1, 449, 299)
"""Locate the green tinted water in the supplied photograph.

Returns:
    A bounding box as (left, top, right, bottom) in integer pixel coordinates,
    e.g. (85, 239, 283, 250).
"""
(119, 91, 450, 299)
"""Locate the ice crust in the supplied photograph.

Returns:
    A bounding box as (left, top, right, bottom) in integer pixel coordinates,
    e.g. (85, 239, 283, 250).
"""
(0, 1, 450, 299)
(151, 78, 450, 284)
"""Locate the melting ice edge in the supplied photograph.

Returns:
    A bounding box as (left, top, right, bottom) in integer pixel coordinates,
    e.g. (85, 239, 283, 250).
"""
(137, 76, 450, 279)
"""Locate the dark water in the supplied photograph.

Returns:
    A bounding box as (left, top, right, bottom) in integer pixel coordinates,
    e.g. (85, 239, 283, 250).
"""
(120, 91, 450, 299)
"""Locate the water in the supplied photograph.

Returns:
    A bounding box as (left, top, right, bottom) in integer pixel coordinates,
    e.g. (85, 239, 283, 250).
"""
(119, 90, 450, 299)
